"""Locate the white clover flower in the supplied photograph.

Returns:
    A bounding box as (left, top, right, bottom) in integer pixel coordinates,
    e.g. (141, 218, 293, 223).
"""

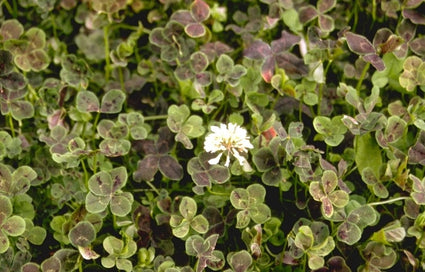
(204, 123, 253, 168)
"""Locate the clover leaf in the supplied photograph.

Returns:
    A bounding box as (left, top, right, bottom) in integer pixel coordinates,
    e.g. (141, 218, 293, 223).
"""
(60, 54, 92, 89)
(169, 196, 209, 239)
(167, 104, 205, 149)
(187, 151, 230, 194)
(170, 0, 210, 38)
(225, 250, 252, 272)
(0, 195, 26, 254)
(0, 131, 22, 160)
(408, 211, 425, 248)
(133, 127, 183, 182)
(185, 234, 225, 272)
(68, 221, 96, 248)
(101, 235, 137, 272)
(244, 31, 306, 82)
(230, 184, 271, 228)
(375, 115, 407, 148)
(148, 21, 188, 63)
(96, 119, 131, 157)
(359, 241, 397, 271)
(0, 51, 32, 121)
(0, 19, 24, 41)
(288, 219, 335, 270)
(299, 0, 336, 32)
(399, 56, 425, 92)
(191, 89, 224, 114)
(309, 170, 349, 218)
(118, 112, 150, 140)
(371, 220, 406, 245)
(329, 200, 378, 245)
(344, 31, 385, 71)
(409, 173, 425, 205)
(313, 116, 347, 146)
(361, 167, 389, 199)
(76, 89, 126, 114)
(3, 27, 50, 72)
(253, 137, 288, 187)
(0, 163, 37, 197)
(216, 54, 247, 87)
(85, 166, 134, 217)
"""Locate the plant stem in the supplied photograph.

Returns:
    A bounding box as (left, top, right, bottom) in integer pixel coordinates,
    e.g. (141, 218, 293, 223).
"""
(144, 114, 168, 121)
(81, 159, 89, 190)
(368, 196, 410, 206)
(8, 114, 15, 137)
(317, 60, 333, 116)
(92, 154, 98, 174)
(93, 111, 101, 131)
(118, 67, 125, 91)
(104, 25, 111, 82)
(356, 62, 370, 95)
(78, 257, 83, 272)
(145, 180, 160, 195)
(207, 187, 229, 196)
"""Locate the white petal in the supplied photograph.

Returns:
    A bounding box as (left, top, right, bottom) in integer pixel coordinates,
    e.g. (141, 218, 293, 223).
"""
(232, 148, 246, 166)
(208, 153, 223, 165)
(224, 153, 231, 167)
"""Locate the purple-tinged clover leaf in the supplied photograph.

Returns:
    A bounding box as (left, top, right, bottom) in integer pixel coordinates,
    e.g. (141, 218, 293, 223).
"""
(170, 0, 210, 38)
(399, 56, 425, 92)
(133, 127, 183, 182)
(226, 250, 252, 272)
(344, 31, 385, 71)
(370, 220, 406, 245)
(244, 31, 306, 82)
(68, 221, 96, 248)
(118, 112, 150, 140)
(375, 115, 407, 148)
(185, 234, 225, 272)
(359, 241, 397, 271)
(321, 256, 351, 272)
(76, 91, 100, 113)
(393, 19, 417, 59)
(76, 89, 125, 114)
(90, 0, 127, 14)
(85, 166, 134, 217)
(288, 220, 335, 270)
(3, 27, 50, 72)
(361, 167, 389, 199)
(0, 19, 24, 41)
(0, 195, 26, 254)
(100, 89, 126, 114)
(0, 163, 36, 197)
(408, 129, 425, 166)
(309, 170, 349, 218)
(410, 174, 425, 205)
(330, 200, 378, 245)
(187, 151, 230, 194)
(200, 41, 233, 63)
(60, 54, 92, 89)
(299, 0, 336, 33)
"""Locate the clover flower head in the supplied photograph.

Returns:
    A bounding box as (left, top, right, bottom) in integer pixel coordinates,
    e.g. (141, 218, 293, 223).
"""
(204, 123, 253, 167)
